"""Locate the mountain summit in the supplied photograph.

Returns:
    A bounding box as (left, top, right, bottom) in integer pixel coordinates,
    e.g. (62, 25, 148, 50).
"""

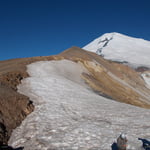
(83, 32, 150, 68)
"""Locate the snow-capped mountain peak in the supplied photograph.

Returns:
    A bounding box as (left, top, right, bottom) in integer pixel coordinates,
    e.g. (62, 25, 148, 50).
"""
(83, 32, 150, 68)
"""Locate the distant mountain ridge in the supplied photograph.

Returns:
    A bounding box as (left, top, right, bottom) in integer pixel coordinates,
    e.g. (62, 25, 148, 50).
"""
(83, 32, 150, 68)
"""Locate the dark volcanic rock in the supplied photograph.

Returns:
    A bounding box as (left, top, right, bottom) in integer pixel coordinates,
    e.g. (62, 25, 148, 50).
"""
(136, 66, 150, 72)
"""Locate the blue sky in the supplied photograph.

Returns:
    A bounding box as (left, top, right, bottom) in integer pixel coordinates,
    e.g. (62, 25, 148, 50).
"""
(0, 0, 150, 60)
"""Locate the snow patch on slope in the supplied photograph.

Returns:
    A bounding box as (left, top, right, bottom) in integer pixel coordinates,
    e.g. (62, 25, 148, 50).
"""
(9, 60, 150, 150)
(142, 72, 150, 89)
(83, 32, 150, 68)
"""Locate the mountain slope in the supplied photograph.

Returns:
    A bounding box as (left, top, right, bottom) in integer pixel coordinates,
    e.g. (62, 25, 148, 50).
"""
(60, 47, 150, 108)
(0, 46, 150, 149)
(9, 58, 150, 150)
(83, 32, 150, 68)
(0, 56, 62, 144)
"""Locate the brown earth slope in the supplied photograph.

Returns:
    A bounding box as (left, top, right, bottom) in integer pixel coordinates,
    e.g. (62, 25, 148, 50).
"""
(60, 47, 150, 108)
(0, 46, 150, 144)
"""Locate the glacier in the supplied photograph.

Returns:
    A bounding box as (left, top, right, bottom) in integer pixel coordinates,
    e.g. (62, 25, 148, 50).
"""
(8, 60, 150, 150)
(83, 32, 150, 68)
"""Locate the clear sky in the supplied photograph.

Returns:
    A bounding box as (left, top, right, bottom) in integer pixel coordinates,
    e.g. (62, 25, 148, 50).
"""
(0, 0, 150, 60)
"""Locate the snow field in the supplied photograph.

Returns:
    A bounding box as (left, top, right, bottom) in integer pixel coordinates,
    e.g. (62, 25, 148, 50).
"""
(9, 60, 150, 150)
